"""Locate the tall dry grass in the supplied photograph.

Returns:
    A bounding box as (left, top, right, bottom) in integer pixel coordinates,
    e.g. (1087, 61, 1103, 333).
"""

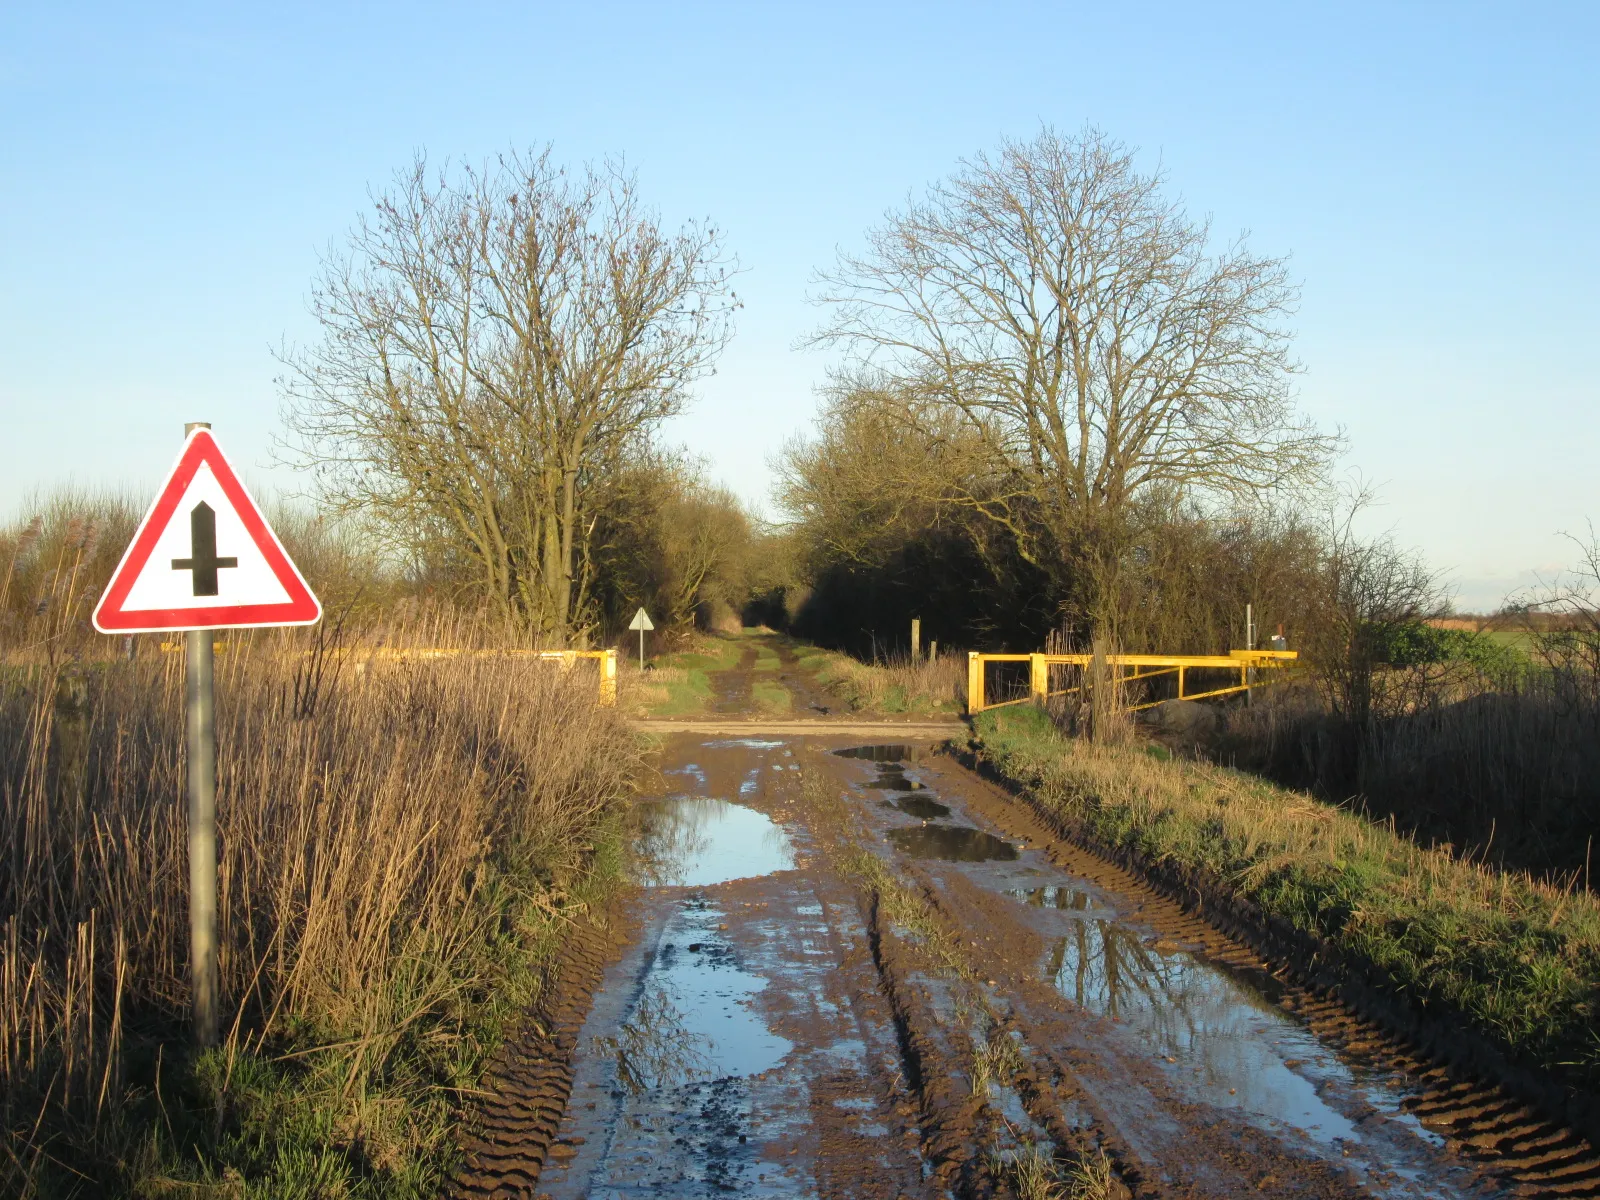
(0, 490, 139, 664)
(1, 612, 638, 1194)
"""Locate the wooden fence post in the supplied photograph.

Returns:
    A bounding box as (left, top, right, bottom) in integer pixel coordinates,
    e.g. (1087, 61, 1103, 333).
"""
(1029, 653, 1047, 704)
(1089, 636, 1110, 742)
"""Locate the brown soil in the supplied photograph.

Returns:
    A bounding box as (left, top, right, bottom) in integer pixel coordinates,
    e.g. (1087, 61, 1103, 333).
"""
(709, 645, 760, 712)
(450, 902, 637, 1198)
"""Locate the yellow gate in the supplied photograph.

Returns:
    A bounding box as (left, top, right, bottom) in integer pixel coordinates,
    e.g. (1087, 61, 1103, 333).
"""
(965, 649, 1296, 716)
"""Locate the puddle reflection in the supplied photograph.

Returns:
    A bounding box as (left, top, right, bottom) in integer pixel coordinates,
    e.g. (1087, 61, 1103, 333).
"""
(883, 795, 952, 820)
(864, 770, 926, 791)
(834, 744, 918, 762)
(1008, 885, 1094, 910)
(637, 797, 795, 887)
(598, 903, 794, 1095)
(596, 986, 715, 1094)
(1045, 918, 1369, 1143)
(888, 825, 1018, 861)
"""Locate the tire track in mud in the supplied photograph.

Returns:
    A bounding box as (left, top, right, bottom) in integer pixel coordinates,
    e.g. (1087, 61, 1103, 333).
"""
(451, 905, 635, 1199)
(451, 728, 1600, 1199)
(911, 861, 1376, 1198)
(709, 646, 760, 713)
(859, 888, 985, 1195)
(829, 769, 1140, 1199)
(851, 836, 1363, 1198)
(931, 748, 1600, 1199)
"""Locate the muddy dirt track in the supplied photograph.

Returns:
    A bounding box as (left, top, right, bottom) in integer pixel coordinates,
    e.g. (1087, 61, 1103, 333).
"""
(454, 638, 1600, 1199)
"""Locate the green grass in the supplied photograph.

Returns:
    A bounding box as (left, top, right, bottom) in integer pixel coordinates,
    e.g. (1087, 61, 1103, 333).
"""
(751, 677, 790, 712)
(657, 635, 746, 673)
(644, 668, 714, 715)
(971, 706, 1600, 1091)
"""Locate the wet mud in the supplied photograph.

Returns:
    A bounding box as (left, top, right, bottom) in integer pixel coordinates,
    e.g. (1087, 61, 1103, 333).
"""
(709, 647, 761, 713)
(459, 722, 1600, 1198)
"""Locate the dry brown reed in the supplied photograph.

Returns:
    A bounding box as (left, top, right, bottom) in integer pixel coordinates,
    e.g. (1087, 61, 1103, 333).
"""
(0, 491, 138, 666)
(1, 606, 638, 1193)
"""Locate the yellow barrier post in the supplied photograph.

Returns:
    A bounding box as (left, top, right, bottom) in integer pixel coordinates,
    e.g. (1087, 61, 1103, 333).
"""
(1029, 653, 1047, 704)
(967, 652, 985, 716)
(600, 649, 617, 706)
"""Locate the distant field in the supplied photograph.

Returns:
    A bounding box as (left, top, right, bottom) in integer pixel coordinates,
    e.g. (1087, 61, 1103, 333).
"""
(1480, 629, 1542, 654)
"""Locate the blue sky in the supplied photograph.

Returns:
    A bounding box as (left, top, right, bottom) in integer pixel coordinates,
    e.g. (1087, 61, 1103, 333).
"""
(2, 2, 1595, 611)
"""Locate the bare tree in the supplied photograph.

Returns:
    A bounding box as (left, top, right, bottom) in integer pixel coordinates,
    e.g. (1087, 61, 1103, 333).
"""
(1301, 483, 1444, 728)
(587, 456, 756, 632)
(280, 149, 737, 642)
(810, 126, 1336, 628)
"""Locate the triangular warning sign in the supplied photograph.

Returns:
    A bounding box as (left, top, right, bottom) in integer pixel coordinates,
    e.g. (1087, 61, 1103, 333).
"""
(93, 428, 322, 633)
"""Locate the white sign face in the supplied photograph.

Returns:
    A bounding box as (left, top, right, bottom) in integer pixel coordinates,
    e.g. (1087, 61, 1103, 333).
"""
(119, 461, 294, 613)
(628, 607, 654, 632)
(93, 428, 321, 633)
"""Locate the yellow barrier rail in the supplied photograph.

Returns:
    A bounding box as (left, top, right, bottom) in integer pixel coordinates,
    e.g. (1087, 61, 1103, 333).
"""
(965, 649, 1297, 716)
(160, 643, 619, 707)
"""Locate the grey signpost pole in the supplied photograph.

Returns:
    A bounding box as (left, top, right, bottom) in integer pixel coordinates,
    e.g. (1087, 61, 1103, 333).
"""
(629, 607, 654, 672)
(183, 421, 219, 1049)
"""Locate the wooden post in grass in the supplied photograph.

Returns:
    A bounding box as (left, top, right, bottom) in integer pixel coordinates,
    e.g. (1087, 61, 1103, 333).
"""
(966, 651, 984, 715)
(911, 617, 921, 662)
(1089, 635, 1110, 742)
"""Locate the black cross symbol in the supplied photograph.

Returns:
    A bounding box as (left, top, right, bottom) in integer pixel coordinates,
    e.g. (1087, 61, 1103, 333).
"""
(171, 502, 238, 597)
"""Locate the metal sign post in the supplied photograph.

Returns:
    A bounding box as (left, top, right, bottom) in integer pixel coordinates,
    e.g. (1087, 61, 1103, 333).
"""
(181, 422, 220, 1047)
(94, 423, 321, 1050)
(186, 630, 219, 1044)
(629, 606, 654, 670)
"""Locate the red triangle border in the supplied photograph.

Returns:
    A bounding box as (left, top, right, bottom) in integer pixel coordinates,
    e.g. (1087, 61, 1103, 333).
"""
(92, 430, 322, 633)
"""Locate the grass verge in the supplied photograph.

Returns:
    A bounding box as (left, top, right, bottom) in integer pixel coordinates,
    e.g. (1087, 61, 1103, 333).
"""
(804, 648, 965, 715)
(2, 640, 639, 1197)
(970, 706, 1600, 1094)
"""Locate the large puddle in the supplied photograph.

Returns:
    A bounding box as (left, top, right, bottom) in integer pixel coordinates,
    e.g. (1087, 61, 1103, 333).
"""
(888, 825, 1019, 862)
(638, 795, 796, 886)
(1045, 916, 1370, 1141)
(599, 897, 793, 1090)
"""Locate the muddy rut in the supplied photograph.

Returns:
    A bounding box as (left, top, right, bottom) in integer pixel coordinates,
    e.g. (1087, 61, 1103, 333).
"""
(453, 671, 1600, 1197)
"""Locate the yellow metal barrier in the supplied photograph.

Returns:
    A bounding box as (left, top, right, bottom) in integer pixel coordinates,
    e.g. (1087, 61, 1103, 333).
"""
(161, 643, 619, 706)
(965, 649, 1296, 716)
